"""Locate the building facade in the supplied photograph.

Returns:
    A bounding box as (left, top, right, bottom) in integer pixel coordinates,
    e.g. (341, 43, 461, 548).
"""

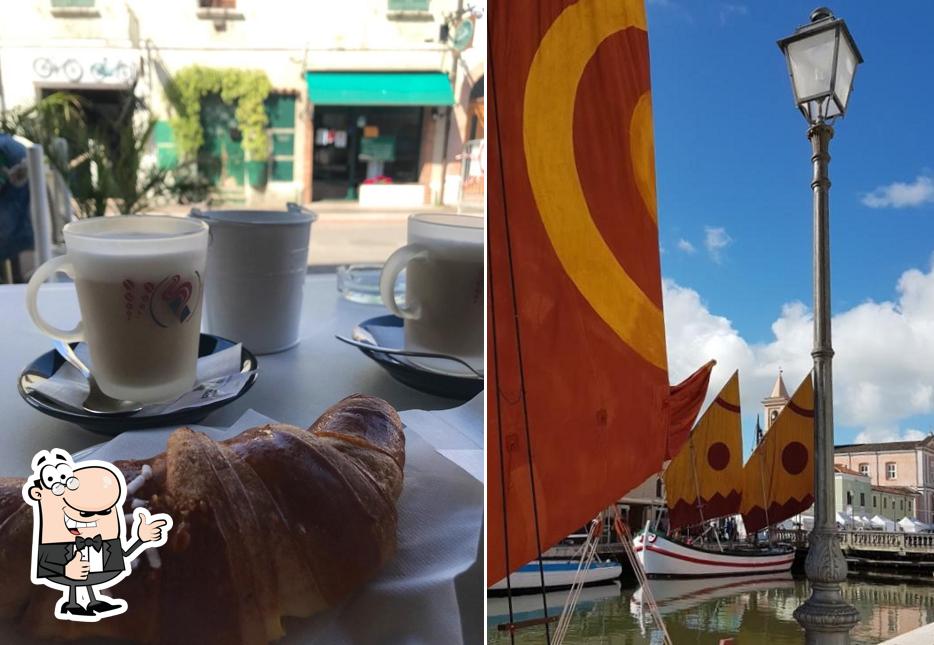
(0, 0, 484, 207)
(868, 484, 919, 523)
(835, 435, 934, 523)
(833, 464, 872, 519)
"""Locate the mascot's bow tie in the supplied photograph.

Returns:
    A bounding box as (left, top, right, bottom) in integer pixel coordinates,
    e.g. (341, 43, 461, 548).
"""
(75, 535, 103, 552)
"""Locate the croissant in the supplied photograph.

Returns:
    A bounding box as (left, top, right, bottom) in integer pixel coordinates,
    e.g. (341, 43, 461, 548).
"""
(0, 394, 405, 643)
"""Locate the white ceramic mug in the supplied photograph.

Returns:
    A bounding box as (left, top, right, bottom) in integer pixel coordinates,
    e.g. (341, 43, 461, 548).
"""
(379, 213, 483, 371)
(192, 204, 316, 354)
(26, 216, 209, 403)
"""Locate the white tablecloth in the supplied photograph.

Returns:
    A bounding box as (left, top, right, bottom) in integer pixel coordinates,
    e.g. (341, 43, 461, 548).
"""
(0, 275, 483, 644)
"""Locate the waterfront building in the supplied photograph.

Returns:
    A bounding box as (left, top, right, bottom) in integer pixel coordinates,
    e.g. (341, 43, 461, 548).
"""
(868, 484, 919, 523)
(619, 471, 667, 531)
(833, 464, 872, 519)
(835, 435, 934, 523)
(0, 0, 484, 207)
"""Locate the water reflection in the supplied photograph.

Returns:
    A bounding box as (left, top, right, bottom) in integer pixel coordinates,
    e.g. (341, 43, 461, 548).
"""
(488, 575, 934, 644)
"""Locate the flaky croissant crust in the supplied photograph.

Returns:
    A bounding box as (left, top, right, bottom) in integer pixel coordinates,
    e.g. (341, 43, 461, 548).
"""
(0, 394, 405, 644)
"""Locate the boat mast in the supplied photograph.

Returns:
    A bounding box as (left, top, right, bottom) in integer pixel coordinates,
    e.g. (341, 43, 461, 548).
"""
(689, 435, 723, 551)
(758, 447, 771, 542)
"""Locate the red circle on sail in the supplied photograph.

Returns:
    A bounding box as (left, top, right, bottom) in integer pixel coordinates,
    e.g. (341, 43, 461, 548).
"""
(782, 441, 809, 475)
(707, 442, 730, 471)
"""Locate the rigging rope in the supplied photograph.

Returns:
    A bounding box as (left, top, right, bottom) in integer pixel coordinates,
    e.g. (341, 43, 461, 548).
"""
(488, 14, 551, 640)
(614, 509, 672, 645)
(552, 516, 601, 644)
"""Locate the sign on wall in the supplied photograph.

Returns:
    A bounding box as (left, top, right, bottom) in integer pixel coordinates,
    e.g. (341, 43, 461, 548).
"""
(32, 55, 138, 86)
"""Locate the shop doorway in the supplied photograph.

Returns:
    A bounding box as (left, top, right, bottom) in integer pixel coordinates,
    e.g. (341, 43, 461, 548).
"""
(311, 106, 423, 201)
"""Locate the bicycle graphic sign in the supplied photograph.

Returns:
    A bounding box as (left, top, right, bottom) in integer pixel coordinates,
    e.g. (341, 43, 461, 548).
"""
(33, 56, 137, 85)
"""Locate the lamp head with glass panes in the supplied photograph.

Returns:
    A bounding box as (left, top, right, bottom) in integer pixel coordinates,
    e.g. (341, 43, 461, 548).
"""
(777, 7, 863, 123)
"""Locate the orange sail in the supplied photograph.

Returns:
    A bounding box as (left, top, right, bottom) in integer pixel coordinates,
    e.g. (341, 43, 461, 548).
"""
(488, 0, 685, 584)
(665, 371, 743, 530)
(740, 374, 815, 533)
(666, 360, 717, 460)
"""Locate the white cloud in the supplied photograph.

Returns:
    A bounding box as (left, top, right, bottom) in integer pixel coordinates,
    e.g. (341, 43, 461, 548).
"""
(719, 3, 748, 26)
(854, 427, 927, 444)
(862, 175, 934, 208)
(647, 0, 693, 22)
(664, 255, 934, 442)
(703, 226, 732, 263)
(676, 238, 696, 254)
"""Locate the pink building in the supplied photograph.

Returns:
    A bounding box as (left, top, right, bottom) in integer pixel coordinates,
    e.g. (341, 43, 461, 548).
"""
(835, 435, 934, 523)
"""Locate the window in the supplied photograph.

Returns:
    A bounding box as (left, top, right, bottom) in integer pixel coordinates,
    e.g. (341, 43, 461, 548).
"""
(655, 478, 662, 498)
(886, 462, 897, 480)
(900, 499, 904, 510)
(846, 491, 852, 505)
(859, 463, 869, 476)
(388, 0, 429, 10)
(860, 493, 865, 506)
(52, 0, 94, 6)
(884, 498, 887, 509)
(199, 0, 236, 7)
(873, 495, 877, 508)
(265, 93, 296, 182)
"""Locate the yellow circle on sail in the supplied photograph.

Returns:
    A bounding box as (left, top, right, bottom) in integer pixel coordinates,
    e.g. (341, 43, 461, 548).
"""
(522, 0, 666, 371)
(631, 92, 657, 223)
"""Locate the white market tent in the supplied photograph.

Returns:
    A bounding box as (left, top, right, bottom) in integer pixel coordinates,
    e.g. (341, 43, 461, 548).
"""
(870, 515, 896, 531)
(897, 517, 930, 533)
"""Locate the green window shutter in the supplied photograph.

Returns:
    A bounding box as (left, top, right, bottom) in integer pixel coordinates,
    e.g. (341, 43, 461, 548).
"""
(271, 133, 294, 157)
(265, 94, 295, 129)
(271, 160, 294, 182)
(154, 121, 178, 170)
(265, 93, 295, 182)
(52, 0, 95, 6)
(388, 0, 429, 10)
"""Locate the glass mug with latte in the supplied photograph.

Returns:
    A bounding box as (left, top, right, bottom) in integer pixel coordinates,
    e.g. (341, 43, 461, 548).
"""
(26, 216, 209, 403)
(379, 213, 483, 373)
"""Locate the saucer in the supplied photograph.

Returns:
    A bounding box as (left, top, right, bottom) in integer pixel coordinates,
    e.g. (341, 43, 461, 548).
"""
(18, 334, 258, 435)
(337, 315, 483, 401)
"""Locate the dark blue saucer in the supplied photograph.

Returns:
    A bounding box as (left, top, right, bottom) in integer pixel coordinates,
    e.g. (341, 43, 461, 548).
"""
(18, 334, 258, 435)
(339, 315, 483, 401)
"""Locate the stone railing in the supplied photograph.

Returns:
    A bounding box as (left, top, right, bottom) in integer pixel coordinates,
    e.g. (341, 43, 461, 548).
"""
(771, 528, 934, 555)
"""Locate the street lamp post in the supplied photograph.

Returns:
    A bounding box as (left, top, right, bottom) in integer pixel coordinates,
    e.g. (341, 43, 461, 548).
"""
(778, 7, 863, 644)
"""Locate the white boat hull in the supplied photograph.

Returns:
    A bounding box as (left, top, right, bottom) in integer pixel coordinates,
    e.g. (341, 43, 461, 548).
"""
(632, 532, 794, 578)
(489, 559, 622, 592)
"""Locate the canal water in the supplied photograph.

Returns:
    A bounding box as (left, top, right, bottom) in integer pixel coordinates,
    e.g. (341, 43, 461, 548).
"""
(488, 573, 934, 644)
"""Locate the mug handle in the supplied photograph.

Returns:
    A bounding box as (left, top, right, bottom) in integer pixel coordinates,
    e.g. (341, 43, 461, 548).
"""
(25, 255, 84, 342)
(380, 244, 429, 320)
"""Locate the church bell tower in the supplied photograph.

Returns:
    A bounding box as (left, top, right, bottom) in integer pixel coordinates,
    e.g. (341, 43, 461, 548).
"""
(762, 369, 790, 431)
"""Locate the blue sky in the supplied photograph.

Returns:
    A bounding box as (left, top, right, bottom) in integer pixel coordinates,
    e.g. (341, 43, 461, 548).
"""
(645, 1, 934, 447)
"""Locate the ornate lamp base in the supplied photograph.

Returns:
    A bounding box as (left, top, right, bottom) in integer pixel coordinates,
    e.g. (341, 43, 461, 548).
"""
(794, 529, 860, 644)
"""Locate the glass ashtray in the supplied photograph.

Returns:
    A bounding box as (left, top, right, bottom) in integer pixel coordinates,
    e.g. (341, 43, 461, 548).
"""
(337, 264, 405, 306)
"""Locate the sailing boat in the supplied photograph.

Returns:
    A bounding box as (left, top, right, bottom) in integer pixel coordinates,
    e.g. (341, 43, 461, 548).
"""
(740, 374, 816, 534)
(488, 0, 713, 621)
(633, 373, 814, 577)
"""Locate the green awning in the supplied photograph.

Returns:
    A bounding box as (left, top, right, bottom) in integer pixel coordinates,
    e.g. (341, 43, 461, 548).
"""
(306, 72, 454, 106)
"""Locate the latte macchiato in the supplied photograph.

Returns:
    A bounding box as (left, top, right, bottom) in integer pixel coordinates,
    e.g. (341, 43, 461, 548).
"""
(26, 216, 208, 403)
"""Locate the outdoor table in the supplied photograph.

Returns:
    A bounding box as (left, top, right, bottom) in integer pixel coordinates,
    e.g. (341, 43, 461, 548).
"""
(0, 273, 482, 643)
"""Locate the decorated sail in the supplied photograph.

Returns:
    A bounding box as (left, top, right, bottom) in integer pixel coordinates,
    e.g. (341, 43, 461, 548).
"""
(665, 371, 743, 530)
(740, 374, 815, 533)
(488, 0, 711, 584)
